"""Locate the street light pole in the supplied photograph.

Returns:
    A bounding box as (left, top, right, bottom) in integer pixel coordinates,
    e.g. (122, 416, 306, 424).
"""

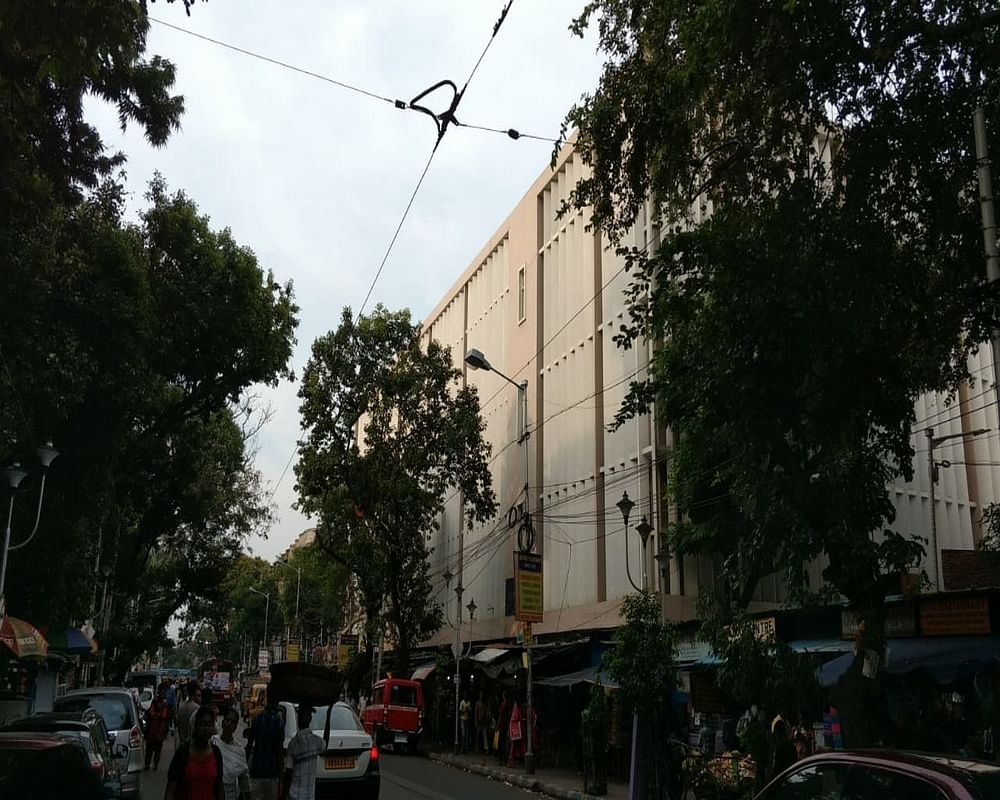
(249, 587, 270, 661)
(275, 559, 302, 631)
(925, 426, 989, 592)
(0, 443, 58, 614)
(464, 348, 537, 773)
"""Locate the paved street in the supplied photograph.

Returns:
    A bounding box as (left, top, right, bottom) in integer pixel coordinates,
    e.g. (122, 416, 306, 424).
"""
(136, 735, 536, 800)
(380, 753, 539, 800)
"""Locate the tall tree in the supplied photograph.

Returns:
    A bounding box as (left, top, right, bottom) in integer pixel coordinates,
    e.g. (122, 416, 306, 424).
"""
(296, 306, 497, 672)
(566, 1, 1000, 745)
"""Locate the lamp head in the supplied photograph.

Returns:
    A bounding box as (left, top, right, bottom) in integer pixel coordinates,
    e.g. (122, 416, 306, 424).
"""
(616, 491, 634, 527)
(36, 442, 59, 469)
(635, 515, 653, 546)
(3, 463, 28, 490)
(466, 598, 477, 621)
(464, 348, 492, 372)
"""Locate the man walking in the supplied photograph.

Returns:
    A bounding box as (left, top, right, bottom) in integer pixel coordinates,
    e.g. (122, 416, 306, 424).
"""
(475, 692, 487, 753)
(177, 681, 201, 747)
(459, 694, 472, 753)
(281, 705, 332, 800)
(246, 690, 285, 800)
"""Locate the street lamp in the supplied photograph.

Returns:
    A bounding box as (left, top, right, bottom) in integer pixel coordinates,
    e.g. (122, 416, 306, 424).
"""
(617, 491, 642, 592)
(452, 580, 464, 755)
(466, 598, 477, 621)
(1, 442, 59, 613)
(635, 516, 653, 591)
(274, 558, 302, 630)
(925, 427, 989, 592)
(464, 347, 536, 773)
(248, 587, 270, 661)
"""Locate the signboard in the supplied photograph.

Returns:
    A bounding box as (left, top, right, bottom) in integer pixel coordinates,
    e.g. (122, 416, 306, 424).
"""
(202, 670, 230, 693)
(752, 617, 776, 642)
(514, 552, 543, 623)
(286, 641, 300, 663)
(337, 633, 360, 666)
(920, 597, 991, 636)
(841, 606, 916, 639)
(257, 648, 269, 669)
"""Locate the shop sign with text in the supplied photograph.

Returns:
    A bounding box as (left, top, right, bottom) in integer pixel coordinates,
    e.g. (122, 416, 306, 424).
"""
(514, 552, 543, 622)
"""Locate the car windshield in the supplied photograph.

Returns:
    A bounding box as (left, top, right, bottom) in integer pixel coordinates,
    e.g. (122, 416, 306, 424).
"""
(389, 684, 417, 707)
(307, 705, 363, 732)
(54, 696, 133, 731)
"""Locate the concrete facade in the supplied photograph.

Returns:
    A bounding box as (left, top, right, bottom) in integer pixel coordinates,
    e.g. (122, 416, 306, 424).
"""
(419, 142, 1000, 646)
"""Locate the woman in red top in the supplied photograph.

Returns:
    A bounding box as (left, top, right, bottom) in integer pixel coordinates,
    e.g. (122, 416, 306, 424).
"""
(165, 705, 224, 800)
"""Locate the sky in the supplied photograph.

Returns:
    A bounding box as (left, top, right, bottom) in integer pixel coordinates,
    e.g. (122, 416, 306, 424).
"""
(86, 1, 604, 561)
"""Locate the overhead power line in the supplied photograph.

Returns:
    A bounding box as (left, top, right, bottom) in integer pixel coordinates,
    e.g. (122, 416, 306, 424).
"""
(149, 16, 405, 107)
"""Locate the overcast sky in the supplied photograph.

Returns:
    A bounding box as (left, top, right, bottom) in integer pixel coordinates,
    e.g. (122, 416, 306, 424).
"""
(86, 1, 603, 561)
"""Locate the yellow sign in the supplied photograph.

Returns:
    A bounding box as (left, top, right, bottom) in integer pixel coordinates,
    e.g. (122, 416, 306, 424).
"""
(514, 552, 543, 623)
(287, 642, 300, 662)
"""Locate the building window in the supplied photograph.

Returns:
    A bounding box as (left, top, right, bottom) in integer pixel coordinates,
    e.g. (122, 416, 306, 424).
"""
(517, 265, 526, 324)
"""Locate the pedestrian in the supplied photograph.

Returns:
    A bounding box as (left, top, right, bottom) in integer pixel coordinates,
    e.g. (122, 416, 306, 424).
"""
(475, 692, 487, 753)
(165, 680, 178, 734)
(281, 704, 333, 800)
(496, 691, 509, 765)
(144, 684, 169, 770)
(771, 718, 797, 778)
(213, 705, 251, 800)
(245, 689, 285, 800)
(178, 682, 203, 747)
(165, 704, 225, 800)
(459, 693, 472, 753)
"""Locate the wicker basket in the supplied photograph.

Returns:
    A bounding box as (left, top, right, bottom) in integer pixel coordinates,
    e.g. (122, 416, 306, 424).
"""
(268, 662, 344, 706)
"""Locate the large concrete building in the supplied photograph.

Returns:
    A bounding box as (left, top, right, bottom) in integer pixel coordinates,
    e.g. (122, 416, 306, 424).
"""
(419, 141, 1000, 648)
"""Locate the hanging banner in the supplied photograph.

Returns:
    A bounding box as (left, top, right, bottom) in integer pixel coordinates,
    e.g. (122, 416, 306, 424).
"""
(514, 552, 543, 622)
(286, 641, 300, 663)
(337, 633, 360, 666)
(257, 648, 269, 669)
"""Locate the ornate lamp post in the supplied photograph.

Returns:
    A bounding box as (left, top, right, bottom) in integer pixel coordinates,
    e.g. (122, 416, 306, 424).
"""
(1, 442, 59, 614)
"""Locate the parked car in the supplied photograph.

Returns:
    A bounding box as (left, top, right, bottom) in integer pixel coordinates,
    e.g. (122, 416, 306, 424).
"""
(279, 701, 379, 800)
(360, 678, 423, 753)
(0, 731, 119, 799)
(756, 750, 1000, 800)
(0, 709, 125, 787)
(54, 687, 144, 799)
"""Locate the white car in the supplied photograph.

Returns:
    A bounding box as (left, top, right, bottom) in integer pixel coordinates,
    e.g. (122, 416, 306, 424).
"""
(279, 701, 380, 799)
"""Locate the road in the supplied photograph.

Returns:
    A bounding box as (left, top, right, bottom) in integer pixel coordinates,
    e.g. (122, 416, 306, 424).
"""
(138, 736, 534, 800)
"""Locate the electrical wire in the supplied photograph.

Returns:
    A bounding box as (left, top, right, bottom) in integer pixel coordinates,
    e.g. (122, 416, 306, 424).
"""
(357, 146, 438, 316)
(453, 120, 562, 144)
(148, 16, 404, 107)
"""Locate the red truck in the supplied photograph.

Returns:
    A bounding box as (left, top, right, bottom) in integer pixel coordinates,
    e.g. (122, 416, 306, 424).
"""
(361, 678, 424, 754)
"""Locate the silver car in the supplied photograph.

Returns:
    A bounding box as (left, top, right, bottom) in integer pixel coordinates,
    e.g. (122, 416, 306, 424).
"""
(54, 687, 145, 799)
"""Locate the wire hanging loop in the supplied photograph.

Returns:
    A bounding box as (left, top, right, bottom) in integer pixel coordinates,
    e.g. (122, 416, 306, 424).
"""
(408, 79, 462, 147)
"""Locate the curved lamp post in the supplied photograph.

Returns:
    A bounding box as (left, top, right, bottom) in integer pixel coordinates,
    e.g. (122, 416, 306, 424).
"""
(1, 442, 59, 613)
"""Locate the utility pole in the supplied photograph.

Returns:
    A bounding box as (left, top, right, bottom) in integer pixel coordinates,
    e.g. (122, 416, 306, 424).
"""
(974, 108, 1000, 414)
(926, 426, 989, 591)
(453, 580, 463, 754)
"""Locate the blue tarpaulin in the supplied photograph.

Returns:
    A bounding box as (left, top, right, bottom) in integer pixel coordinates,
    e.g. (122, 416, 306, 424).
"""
(817, 636, 1000, 687)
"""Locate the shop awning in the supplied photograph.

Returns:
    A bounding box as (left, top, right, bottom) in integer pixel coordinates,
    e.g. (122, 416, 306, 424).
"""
(470, 648, 511, 664)
(818, 636, 1000, 687)
(0, 616, 48, 660)
(43, 626, 97, 655)
(410, 663, 436, 681)
(536, 665, 619, 689)
(788, 639, 854, 655)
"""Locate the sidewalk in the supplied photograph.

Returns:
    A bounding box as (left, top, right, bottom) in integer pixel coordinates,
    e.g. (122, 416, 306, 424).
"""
(429, 750, 629, 800)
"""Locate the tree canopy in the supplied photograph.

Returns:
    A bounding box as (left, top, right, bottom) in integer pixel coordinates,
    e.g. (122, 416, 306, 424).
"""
(568, 0, 1000, 618)
(296, 306, 497, 671)
(1, 0, 298, 672)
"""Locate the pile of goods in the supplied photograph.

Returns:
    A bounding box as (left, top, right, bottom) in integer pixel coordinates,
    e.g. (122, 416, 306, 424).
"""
(268, 661, 343, 707)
